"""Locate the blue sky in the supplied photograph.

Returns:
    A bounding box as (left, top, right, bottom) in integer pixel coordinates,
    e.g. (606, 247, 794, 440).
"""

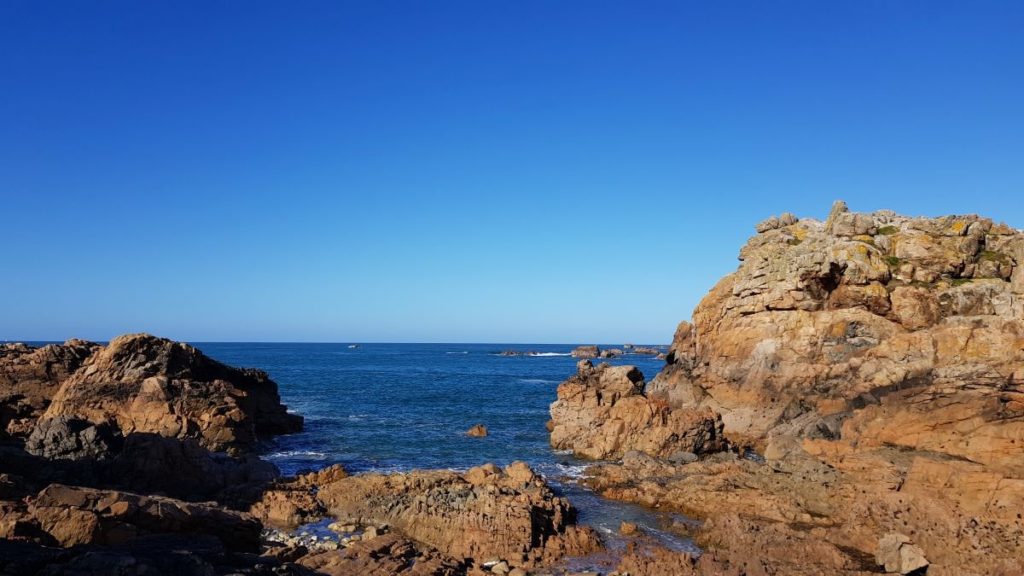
(2, 1, 1022, 343)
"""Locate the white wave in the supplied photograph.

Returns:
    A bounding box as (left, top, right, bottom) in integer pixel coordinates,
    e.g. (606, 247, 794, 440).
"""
(528, 352, 571, 357)
(555, 464, 588, 479)
(265, 450, 328, 460)
(446, 351, 469, 354)
(518, 378, 558, 384)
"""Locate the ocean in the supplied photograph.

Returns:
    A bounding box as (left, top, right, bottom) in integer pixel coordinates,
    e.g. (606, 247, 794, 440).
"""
(195, 342, 697, 559)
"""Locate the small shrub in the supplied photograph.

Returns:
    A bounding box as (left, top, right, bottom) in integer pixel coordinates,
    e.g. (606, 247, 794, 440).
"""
(877, 225, 899, 235)
(979, 250, 1009, 264)
(884, 256, 902, 268)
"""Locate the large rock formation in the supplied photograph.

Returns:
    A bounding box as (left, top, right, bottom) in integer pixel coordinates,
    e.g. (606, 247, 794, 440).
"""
(554, 202, 1024, 575)
(0, 334, 312, 574)
(34, 333, 302, 454)
(655, 200, 1024, 454)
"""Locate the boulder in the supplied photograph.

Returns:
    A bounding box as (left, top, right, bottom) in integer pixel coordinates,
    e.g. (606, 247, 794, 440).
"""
(549, 362, 726, 460)
(0, 339, 98, 439)
(250, 464, 347, 529)
(876, 533, 929, 575)
(25, 416, 123, 461)
(466, 424, 488, 437)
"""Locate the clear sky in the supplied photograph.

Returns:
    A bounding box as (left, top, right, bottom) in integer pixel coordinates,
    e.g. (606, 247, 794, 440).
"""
(2, 1, 1022, 344)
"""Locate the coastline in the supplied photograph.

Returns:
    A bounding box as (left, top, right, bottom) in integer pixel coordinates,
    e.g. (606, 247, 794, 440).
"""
(3, 203, 1024, 575)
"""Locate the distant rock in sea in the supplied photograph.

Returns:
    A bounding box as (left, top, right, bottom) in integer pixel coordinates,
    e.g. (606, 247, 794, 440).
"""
(570, 345, 600, 358)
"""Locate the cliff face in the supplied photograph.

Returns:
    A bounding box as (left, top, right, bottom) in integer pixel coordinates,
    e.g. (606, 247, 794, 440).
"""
(551, 202, 1024, 575)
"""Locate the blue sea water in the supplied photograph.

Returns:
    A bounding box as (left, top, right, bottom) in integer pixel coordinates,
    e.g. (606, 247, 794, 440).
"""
(194, 342, 696, 559)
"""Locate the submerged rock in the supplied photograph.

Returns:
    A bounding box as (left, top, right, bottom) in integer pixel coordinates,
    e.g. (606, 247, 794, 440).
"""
(466, 423, 488, 437)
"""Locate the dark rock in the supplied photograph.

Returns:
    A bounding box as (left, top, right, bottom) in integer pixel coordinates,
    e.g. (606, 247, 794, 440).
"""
(25, 416, 123, 461)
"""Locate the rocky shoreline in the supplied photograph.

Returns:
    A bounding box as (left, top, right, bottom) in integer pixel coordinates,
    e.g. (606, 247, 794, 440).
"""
(3, 202, 1022, 575)
(0, 335, 611, 575)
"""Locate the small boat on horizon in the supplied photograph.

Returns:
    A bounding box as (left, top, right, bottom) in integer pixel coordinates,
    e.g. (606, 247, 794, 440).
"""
(348, 344, 360, 349)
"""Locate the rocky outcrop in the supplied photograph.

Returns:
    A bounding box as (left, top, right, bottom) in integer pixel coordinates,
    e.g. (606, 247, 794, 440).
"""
(250, 464, 348, 529)
(35, 333, 302, 454)
(631, 346, 662, 356)
(654, 201, 1024, 451)
(23, 484, 262, 551)
(0, 334, 317, 574)
(315, 462, 601, 570)
(553, 203, 1024, 575)
(251, 462, 602, 573)
(0, 334, 296, 506)
(0, 339, 98, 438)
(549, 360, 726, 460)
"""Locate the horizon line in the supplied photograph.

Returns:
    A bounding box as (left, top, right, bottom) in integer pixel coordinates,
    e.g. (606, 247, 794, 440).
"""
(2, 339, 670, 346)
